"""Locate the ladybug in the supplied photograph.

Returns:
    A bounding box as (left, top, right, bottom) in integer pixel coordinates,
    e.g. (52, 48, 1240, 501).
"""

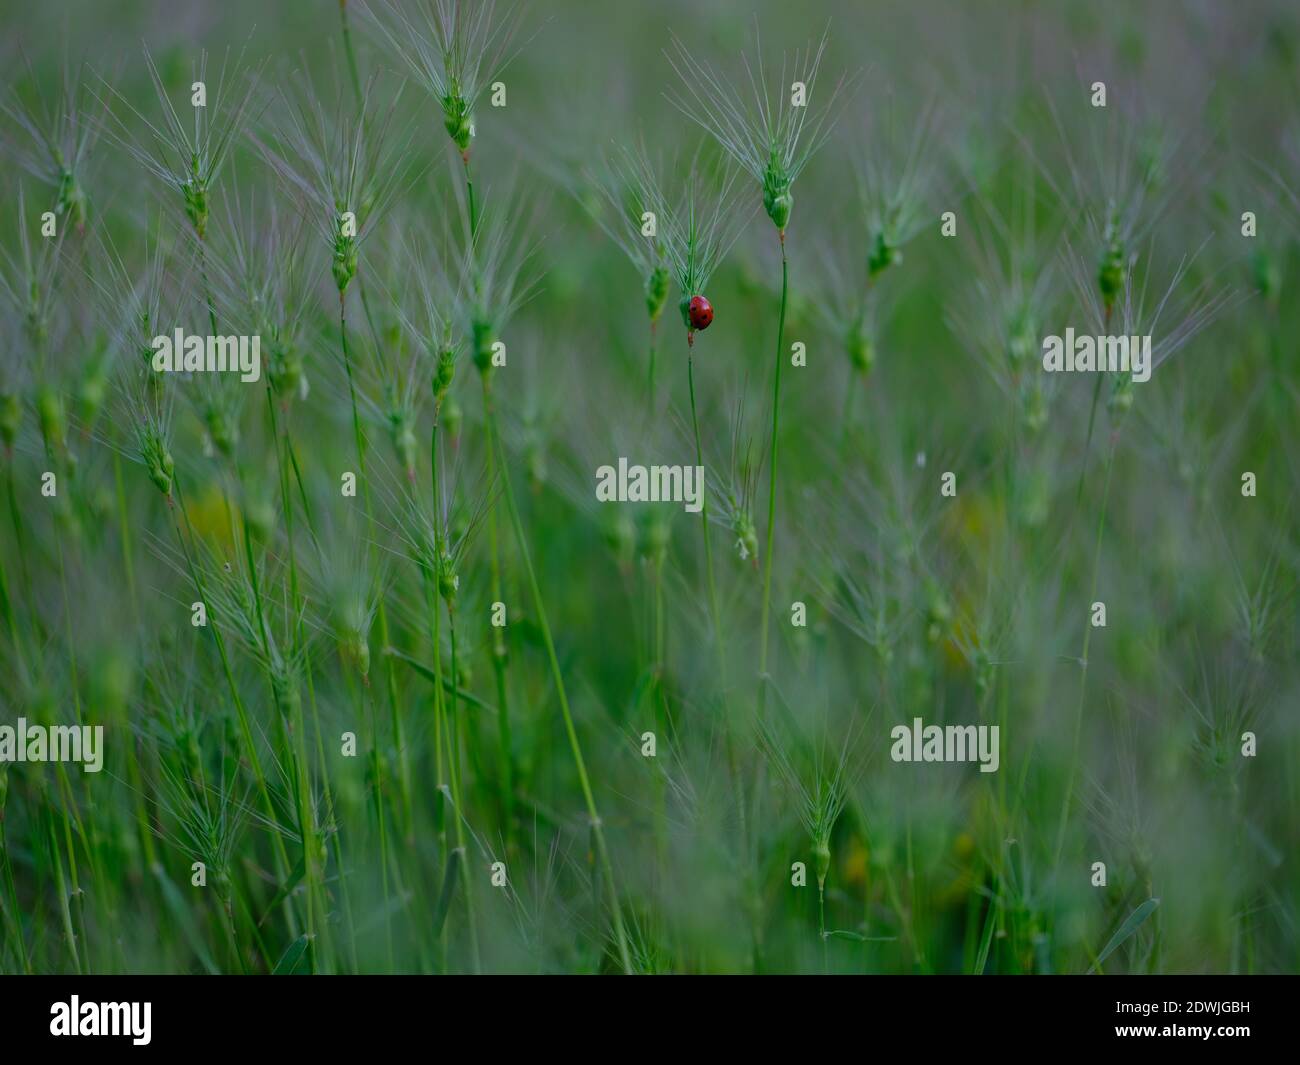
(687, 294, 714, 331)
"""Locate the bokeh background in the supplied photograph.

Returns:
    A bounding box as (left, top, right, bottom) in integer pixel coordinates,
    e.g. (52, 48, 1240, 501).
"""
(0, 0, 1297, 974)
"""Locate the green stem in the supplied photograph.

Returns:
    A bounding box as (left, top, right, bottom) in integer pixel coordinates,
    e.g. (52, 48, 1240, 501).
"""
(647, 316, 658, 419)
(479, 378, 514, 851)
(339, 0, 364, 107)
(340, 291, 412, 839)
(757, 237, 789, 715)
(486, 408, 632, 973)
(1053, 431, 1118, 873)
(463, 156, 478, 239)
(686, 341, 734, 746)
(445, 602, 480, 972)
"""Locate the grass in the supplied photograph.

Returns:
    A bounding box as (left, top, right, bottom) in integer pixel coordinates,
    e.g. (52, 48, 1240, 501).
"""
(0, 0, 1297, 976)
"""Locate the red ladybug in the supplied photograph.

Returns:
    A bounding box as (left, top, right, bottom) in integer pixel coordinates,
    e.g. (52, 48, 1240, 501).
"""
(688, 294, 714, 331)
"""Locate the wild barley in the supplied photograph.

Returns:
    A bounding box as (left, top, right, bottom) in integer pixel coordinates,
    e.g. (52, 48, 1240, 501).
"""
(206, 188, 314, 405)
(449, 177, 542, 862)
(668, 24, 851, 714)
(760, 715, 855, 963)
(856, 96, 942, 280)
(253, 73, 410, 305)
(361, 0, 528, 228)
(257, 71, 417, 830)
(97, 45, 262, 245)
(123, 373, 177, 502)
(1, 56, 104, 232)
(453, 173, 544, 384)
(584, 141, 675, 409)
(705, 393, 761, 569)
(390, 437, 494, 967)
(804, 227, 887, 441)
(654, 157, 749, 650)
(952, 185, 1065, 448)
(0, 187, 64, 381)
(1052, 240, 1236, 874)
(153, 756, 251, 970)
(666, 26, 848, 236)
(1063, 236, 1238, 423)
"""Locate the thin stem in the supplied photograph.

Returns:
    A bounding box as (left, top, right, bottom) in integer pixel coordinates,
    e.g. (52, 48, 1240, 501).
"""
(757, 237, 789, 714)
(486, 409, 633, 973)
(686, 340, 738, 733)
(463, 155, 478, 238)
(445, 602, 480, 972)
(424, 414, 454, 971)
(819, 881, 827, 971)
(339, 0, 364, 107)
(340, 291, 412, 838)
(479, 377, 514, 851)
(647, 316, 658, 420)
(1054, 430, 1118, 873)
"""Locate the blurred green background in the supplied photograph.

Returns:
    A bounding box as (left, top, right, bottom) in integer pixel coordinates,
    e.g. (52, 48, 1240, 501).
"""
(0, 0, 1296, 974)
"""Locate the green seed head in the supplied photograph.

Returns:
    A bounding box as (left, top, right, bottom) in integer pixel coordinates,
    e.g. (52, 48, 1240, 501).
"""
(1008, 306, 1037, 369)
(1098, 242, 1124, 306)
(141, 427, 175, 497)
(813, 838, 831, 887)
(762, 152, 793, 231)
(205, 406, 238, 459)
(640, 511, 670, 566)
(472, 316, 496, 377)
(442, 88, 474, 153)
(36, 385, 67, 457)
(332, 216, 358, 294)
(182, 157, 209, 239)
(433, 345, 456, 404)
(394, 419, 417, 480)
(0, 392, 21, 450)
(868, 230, 901, 277)
(1250, 248, 1280, 308)
(1098, 210, 1126, 307)
(645, 263, 670, 322)
(24, 284, 48, 354)
(846, 322, 875, 374)
(732, 511, 758, 564)
(603, 509, 636, 567)
(267, 338, 304, 398)
(925, 588, 952, 644)
(1020, 378, 1047, 435)
(1108, 373, 1135, 417)
(56, 166, 88, 230)
(345, 630, 370, 677)
(437, 549, 459, 605)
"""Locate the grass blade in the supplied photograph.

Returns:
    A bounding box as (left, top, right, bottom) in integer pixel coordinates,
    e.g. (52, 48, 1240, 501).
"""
(272, 934, 312, 975)
(1092, 898, 1160, 972)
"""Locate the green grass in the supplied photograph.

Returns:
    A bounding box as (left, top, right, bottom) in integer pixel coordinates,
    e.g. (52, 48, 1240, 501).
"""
(0, 0, 1297, 975)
